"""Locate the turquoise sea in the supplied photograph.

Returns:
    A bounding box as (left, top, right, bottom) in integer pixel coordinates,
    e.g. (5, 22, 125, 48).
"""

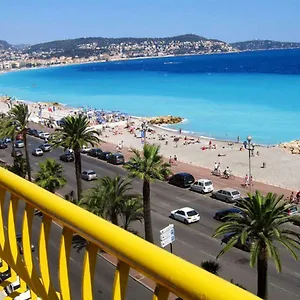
(1, 49, 300, 144)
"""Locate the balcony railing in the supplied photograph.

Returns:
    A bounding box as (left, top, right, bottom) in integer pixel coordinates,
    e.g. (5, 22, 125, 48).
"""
(0, 167, 259, 299)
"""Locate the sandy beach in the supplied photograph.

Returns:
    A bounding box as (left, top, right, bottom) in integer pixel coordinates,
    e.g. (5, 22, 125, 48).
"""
(1, 97, 300, 192)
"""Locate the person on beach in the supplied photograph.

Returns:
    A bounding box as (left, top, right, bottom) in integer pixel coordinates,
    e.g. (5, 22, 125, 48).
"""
(209, 140, 212, 149)
(249, 175, 253, 186)
(289, 192, 295, 203)
(169, 156, 173, 165)
(237, 136, 240, 143)
(179, 128, 182, 134)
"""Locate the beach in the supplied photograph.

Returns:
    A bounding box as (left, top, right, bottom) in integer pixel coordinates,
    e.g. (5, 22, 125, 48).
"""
(1, 96, 298, 192)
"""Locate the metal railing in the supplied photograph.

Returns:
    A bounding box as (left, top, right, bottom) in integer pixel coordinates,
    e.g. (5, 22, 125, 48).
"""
(0, 167, 259, 299)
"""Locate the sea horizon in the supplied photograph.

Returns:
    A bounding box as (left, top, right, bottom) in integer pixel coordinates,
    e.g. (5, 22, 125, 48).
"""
(1, 49, 300, 145)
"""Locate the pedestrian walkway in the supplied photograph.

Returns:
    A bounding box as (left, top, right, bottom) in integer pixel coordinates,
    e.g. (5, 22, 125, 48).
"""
(101, 141, 293, 198)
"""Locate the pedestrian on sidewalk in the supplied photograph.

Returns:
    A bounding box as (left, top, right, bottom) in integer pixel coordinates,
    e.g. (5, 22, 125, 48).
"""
(173, 155, 177, 165)
(244, 174, 249, 186)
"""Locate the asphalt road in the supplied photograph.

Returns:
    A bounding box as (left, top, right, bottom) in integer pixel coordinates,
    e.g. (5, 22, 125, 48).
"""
(1, 136, 300, 299)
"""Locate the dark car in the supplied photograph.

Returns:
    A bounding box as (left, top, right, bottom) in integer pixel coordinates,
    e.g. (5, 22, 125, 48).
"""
(221, 232, 253, 252)
(11, 149, 23, 158)
(107, 153, 125, 165)
(123, 161, 139, 170)
(60, 152, 74, 162)
(28, 128, 38, 136)
(87, 148, 103, 158)
(214, 208, 243, 222)
(16, 233, 35, 254)
(34, 130, 43, 138)
(0, 141, 7, 149)
(168, 172, 195, 188)
(98, 151, 113, 161)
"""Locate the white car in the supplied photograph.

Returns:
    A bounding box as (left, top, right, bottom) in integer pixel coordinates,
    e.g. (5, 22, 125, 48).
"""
(170, 207, 200, 224)
(190, 179, 214, 194)
(81, 170, 97, 181)
(32, 148, 43, 156)
(39, 132, 50, 140)
(15, 140, 24, 148)
(81, 145, 92, 154)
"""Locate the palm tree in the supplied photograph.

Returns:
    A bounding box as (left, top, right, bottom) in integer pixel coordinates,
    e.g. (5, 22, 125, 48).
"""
(124, 144, 171, 243)
(7, 157, 27, 178)
(120, 197, 144, 231)
(213, 191, 300, 299)
(200, 260, 221, 276)
(50, 114, 100, 199)
(35, 158, 66, 193)
(81, 175, 138, 226)
(8, 104, 32, 181)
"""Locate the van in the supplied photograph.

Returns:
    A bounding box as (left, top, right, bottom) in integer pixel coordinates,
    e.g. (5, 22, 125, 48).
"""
(190, 179, 214, 194)
(107, 153, 125, 165)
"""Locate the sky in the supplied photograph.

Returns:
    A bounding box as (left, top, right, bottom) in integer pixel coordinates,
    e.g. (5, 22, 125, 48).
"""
(1, 0, 299, 45)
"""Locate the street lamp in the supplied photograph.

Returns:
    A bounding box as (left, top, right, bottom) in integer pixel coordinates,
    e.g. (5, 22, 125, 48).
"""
(245, 136, 255, 193)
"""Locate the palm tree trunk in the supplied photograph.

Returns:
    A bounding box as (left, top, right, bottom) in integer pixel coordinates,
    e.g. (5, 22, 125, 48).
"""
(23, 132, 31, 182)
(257, 245, 268, 299)
(111, 211, 118, 226)
(12, 130, 16, 167)
(143, 179, 154, 243)
(74, 149, 82, 200)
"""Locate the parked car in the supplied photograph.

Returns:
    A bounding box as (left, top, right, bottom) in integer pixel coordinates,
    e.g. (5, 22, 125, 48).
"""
(16, 133, 23, 140)
(34, 130, 43, 138)
(39, 143, 51, 152)
(211, 188, 242, 203)
(221, 232, 253, 252)
(0, 141, 7, 149)
(190, 179, 214, 194)
(214, 208, 243, 221)
(32, 148, 43, 157)
(80, 145, 92, 154)
(16, 233, 35, 254)
(123, 161, 139, 170)
(107, 153, 125, 165)
(15, 140, 24, 148)
(285, 205, 299, 217)
(168, 172, 195, 188)
(27, 128, 37, 136)
(12, 149, 23, 158)
(170, 207, 200, 224)
(4, 137, 12, 143)
(98, 151, 113, 161)
(81, 170, 97, 181)
(60, 152, 74, 162)
(87, 148, 103, 158)
(39, 132, 50, 140)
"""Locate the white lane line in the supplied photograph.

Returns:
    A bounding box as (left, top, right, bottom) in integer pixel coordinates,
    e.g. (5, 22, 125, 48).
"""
(175, 197, 190, 203)
(270, 282, 300, 298)
(157, 202, 172, 209)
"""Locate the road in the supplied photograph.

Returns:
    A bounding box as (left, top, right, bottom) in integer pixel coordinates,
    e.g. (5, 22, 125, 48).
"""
(1, 136, 300, 299)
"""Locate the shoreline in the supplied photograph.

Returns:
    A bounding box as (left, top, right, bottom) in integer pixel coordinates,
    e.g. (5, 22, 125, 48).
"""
(1, 99, 300, 190)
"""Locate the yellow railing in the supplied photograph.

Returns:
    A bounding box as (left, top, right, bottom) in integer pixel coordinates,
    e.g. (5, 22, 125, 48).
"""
(0, 167, 259, 300)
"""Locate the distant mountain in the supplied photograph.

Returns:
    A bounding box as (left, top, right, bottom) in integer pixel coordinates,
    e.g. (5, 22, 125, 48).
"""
(0, 40, 11, 50)
(27, 34, 224, 52)
(13, 44, 31, 50)
(231, 40, 300, 51)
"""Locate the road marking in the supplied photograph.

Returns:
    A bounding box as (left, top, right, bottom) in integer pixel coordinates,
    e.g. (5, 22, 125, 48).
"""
(175, 197, 190, 203)
(270, 282, 300, 298)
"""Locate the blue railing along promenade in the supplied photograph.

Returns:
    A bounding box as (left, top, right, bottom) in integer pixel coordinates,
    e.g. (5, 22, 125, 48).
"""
(0, 167, 259, 299)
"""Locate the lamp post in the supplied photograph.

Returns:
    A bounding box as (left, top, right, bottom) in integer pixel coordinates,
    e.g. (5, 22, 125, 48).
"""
(245, 136, 255, 193)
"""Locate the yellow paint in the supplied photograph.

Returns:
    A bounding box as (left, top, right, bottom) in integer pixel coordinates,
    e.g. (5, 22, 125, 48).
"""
(0, 167, 260, 300)
(112, 260, 130, 300)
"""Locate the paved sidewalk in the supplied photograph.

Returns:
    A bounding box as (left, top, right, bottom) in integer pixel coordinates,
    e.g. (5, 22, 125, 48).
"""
(100, 141, 293, 198)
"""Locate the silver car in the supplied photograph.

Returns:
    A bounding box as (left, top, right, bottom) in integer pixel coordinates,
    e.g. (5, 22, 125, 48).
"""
(211, 188, 241, 203)
(15, 140, 24, 148)
(81, 170, 97, 181)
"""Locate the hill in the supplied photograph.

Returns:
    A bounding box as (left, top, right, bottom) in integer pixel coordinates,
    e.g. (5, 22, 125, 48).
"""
(27, 34, 224, 52)
(231, 40, 300, 51)
(0, 40, 11, 50)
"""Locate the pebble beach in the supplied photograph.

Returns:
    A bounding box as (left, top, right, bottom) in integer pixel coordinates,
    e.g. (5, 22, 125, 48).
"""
(1, 97, 300, 191)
